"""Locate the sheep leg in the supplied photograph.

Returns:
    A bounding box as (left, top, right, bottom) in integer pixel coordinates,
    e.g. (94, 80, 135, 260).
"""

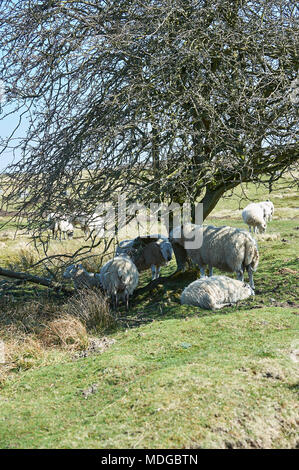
(151, 265, 156, 280)
(247, 265, 255, 292)
(156, 266, 161, 278)
(236, 270, 244, 282)
(209, 265, 213, 277)
(200, 267, 206, 278)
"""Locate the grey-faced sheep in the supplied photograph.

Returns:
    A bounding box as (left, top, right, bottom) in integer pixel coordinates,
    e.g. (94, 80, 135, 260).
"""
(181, 275, 254, 310)
(242, 203, 267, 234)
(170, 224, 259, 290)
(63, 263, 102, 290)
(99, 254, 139, 309)
(115, 235, 173, 280)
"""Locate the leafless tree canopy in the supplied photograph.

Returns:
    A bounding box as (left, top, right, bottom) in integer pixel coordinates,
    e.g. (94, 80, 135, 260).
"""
(0, 0, 298, 231)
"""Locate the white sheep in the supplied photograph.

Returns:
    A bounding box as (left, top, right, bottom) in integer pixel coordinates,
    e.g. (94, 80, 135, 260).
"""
(53, 218, 74, 240)
(99, 254, 139, 309)
(181, 275, 254, 310)
(47, 212, 74, 240)
(170, 224, 259, 290)
(63, 264, 102, 290)
(242, 202, 267, 233)
(115, 235, 173, 280)
(71, 213, 104, 239)
(259, 200, 274, 222)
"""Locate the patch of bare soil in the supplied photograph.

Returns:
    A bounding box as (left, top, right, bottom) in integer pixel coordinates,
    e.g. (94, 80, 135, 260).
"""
(81, 383, 99, 399)
(73, 336, 116, 359)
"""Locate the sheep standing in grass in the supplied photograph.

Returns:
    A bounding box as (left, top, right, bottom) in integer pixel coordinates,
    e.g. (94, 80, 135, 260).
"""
(63, 264, 102, 290)
(52, 218, 74, 240)
(259, 200, 274, 222)
(242, 203, 267, 234)
(170, 224, 259, 290)
(115, 235, 173, 280)
(71, 213, 104, 239)
(47, 213, 74, 240)
(181, 275, 254, 310)
(99, 254, 139, 309)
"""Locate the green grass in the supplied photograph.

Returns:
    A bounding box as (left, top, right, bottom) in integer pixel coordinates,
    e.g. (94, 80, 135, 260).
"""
(0, 176, 298, 448)
(0, 308, 298, 448)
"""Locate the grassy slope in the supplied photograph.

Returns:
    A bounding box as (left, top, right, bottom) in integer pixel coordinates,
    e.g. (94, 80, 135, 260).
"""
(0, 177, 298, 448)
(0, 308, 298, 448)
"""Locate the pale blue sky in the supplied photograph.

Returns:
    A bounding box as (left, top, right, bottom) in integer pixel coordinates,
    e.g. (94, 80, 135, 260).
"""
(0, 105, 29, 171)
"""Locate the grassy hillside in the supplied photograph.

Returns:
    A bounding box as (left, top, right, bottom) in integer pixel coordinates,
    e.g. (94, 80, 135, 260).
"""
(0, 177, 298, 448)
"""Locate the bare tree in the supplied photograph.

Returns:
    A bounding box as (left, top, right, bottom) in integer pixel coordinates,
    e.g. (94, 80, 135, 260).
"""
(0, 0, 298, 238)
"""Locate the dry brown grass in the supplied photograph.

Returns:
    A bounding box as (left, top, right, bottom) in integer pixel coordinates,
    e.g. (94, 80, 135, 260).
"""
(64, 288, 115, 331)
(256, 232, 281, 241)
(38, 315, 89, 351)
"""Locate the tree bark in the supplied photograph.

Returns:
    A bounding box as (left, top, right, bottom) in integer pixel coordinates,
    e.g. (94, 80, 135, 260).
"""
(0, 266, 72, 293)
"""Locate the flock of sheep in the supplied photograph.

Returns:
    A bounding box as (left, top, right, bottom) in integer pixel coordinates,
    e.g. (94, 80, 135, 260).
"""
(47, 211, 104, 240)
(58, 199, 274, 311)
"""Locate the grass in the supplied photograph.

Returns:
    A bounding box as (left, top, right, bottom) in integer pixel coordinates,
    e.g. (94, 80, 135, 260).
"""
(0, 308, 298, 448)
(0, 175, 298, 448)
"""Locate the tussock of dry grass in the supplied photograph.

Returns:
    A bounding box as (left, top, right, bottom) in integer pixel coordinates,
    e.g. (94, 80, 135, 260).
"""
(256, 232, 281, 241)
(38, 315, 89, 351)
(64, 288, 115, 331)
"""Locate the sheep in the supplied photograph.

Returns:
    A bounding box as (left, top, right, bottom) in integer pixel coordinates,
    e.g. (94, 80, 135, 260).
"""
(259, 200, 274, 222)
(99, 254, 139, 309)
(63, 264, 102, 290)
(180, 275, 254, 310)
(115, 235, 173, 280)
(242, 202, 267, 234)
(71, 213, 104, 239)
(46, 212, 74, 240)
(52, 218, 74, 240)
(170, 224, 259, 290)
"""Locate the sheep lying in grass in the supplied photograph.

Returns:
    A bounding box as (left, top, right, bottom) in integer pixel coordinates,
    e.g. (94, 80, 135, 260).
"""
(242, 203, 267, 234)
(99, 254, 139, 309)
(170, 224, 259, 290)
(115, 235, 173, 280)
(181, 275, 254, 310)
(63, 264, 102, 290)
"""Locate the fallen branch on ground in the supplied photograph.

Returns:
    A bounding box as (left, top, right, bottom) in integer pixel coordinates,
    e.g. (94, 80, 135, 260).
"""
(0, 266, 73, 294)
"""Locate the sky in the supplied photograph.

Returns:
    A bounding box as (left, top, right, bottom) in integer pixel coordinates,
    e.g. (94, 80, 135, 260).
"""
(0, 103, 29, 171)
